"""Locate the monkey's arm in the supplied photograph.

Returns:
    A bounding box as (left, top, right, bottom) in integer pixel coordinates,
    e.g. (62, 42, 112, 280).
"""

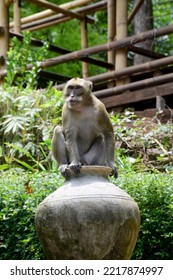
(65, 129, 82, 173)
(62, 105, 82, 173)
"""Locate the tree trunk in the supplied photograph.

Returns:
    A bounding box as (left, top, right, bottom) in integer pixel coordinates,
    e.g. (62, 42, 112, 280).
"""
(0, 0, 9, 77)
(134, 0, 153, 64)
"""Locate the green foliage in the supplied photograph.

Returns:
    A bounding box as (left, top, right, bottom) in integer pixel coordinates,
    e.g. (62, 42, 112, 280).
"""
(0, 169, 64, 260)
(45, 19, 82, 77)
(153, 0, 173, 56)
(0, 169, 173, 260)
(0, 31, 64, 171)
(114, 172, 173, 260)
(5, 32, 49, 89)
(112, 110, 173, 172)
(0, 85, 63, 170)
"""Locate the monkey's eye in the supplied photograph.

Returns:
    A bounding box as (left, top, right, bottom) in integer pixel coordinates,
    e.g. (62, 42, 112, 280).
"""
(75, 85, 83, 89)
(66, 86, 73, 96)
(67, 85, 75, 90)
(66, 85, 84, 96)
(75, 86, 84, 96)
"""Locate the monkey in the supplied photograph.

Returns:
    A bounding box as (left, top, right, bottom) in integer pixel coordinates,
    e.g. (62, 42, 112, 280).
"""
(52, 77, 118, 179)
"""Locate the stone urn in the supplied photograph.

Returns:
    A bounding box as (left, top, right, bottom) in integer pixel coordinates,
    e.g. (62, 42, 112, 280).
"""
(35, 166, 140, 260)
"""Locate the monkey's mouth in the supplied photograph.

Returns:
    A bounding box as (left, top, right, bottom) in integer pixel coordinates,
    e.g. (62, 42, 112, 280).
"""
(69, 100, 80, 105)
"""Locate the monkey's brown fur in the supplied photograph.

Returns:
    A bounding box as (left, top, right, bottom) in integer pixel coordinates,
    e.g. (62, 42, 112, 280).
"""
(52, 77, 117, 178)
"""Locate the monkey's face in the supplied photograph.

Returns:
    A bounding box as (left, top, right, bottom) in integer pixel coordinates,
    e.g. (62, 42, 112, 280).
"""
(64, 78, 93, 110)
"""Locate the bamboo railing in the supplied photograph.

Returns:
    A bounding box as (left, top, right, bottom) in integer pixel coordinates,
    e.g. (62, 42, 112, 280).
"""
(0, 0, 173, 110)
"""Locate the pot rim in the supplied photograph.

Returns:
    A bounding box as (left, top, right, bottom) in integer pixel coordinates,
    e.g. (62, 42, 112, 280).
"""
(65, 165, 113, 178)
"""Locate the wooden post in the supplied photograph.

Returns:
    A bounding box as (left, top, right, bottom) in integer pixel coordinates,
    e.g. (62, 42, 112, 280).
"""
(154, 71, 166, 111)
(0, 0, 9, 79)
(107, 0, 116, 87)
(80, 18, 89, 78)
(115, 0, 128, 85)
(107, 0, 116, 66)
(13, 0, 21, 33)
(156, 96, 166, 111)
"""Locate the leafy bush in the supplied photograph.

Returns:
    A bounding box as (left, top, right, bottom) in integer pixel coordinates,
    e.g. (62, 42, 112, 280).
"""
(5, 31, 49, 89)
(0, 31, 63, 171)
(0, 169, 64, 259)
(0, 86, 63, 171)
(0, 169, 173, 260)
(115, 172, 173, 259)
(111, 111, 173, 172)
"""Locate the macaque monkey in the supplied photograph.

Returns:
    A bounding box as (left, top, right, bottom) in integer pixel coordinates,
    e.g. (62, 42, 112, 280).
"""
(52, 77, 118, 178)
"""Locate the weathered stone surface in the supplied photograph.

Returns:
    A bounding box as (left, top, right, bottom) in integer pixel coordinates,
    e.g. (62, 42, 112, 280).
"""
(35, 166, 140, 260)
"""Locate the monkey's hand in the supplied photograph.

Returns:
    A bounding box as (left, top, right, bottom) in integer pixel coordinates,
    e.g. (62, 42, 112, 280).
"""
(109, 162, 118, 178)
(69, 162, 82, 174)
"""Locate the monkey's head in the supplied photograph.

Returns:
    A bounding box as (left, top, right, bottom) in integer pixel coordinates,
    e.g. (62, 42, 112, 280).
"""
(63, 78, 93, 110)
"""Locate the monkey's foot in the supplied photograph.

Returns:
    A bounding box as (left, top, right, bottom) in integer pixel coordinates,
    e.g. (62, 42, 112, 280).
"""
(69, 162, 82, 174)
(110, 167, 118, 179)
(58, 163, 82, 179)
(58, 164, 69, 179)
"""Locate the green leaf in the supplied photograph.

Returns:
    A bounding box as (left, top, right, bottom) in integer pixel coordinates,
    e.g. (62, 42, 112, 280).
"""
(0, 164, 9, 170)
(13, 158, 35, 172)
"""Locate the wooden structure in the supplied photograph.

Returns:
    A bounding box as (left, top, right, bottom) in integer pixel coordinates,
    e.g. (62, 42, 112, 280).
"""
(0, 0, 173, 112)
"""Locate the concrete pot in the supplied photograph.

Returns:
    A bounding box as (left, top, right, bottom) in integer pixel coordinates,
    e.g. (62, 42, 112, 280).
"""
(35, 166, 140, 259)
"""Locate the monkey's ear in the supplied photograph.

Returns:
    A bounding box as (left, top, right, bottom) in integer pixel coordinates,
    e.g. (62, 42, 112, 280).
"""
(88, 81, 93, 92)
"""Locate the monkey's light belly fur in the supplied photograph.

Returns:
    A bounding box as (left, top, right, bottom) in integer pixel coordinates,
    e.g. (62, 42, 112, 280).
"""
(35, 166, 140, 260)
